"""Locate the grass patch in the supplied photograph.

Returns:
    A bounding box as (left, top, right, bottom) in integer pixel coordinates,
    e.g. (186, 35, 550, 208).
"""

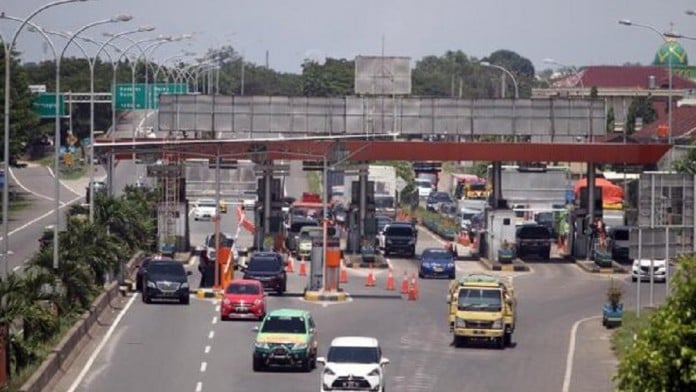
(610, 308, 655, 360)
(35, 154, 87, 180)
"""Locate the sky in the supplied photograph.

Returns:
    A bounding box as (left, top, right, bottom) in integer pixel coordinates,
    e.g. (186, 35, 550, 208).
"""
(3, 0, 696, 74)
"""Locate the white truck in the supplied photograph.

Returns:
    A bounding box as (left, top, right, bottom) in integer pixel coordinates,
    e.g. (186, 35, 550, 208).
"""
(344, 165, 398, 205)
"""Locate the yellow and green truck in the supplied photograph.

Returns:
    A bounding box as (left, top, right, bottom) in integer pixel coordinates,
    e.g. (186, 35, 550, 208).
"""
(447, 274, 516, 349)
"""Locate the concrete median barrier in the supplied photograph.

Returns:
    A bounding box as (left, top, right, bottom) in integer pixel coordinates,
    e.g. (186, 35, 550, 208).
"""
(303, 290, 349, 302)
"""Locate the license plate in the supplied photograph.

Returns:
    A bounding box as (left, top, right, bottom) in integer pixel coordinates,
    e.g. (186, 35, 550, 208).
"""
(342, 381, 359, 388)
(434, 267, 443, 272)
(473, 330, 485, 335)
(235, 307, 248, 312)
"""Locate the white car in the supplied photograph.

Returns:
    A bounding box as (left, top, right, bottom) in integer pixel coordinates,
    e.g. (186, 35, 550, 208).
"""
(193, 199, 218, 221)
(631, 259, 667, 282)
(317, 336, 389, 392)
(415, 179, 433, 198)
(241, 191, 258, 210)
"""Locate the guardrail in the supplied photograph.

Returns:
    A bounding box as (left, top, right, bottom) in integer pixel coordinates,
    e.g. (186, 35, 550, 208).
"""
(18, 252, 145, 392)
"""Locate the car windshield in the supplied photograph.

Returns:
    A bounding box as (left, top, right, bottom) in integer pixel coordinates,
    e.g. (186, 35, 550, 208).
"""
(226, 283, 260, 294)
(416, 180, 432, 188)
(385, 226, 413, 236)
(327, 346, 380, 364)
(374, 196, 395, 208)
(422, 249, 452, 260)
(261, 316, 306, 334)
(458, 288, 502, 311)
(247, 258, 282, 272)
(517, 226, 550, 239)
(147, 262, 185, 276)
(429, 192, 451, 202)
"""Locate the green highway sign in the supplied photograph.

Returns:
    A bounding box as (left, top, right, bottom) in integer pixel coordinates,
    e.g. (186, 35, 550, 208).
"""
(113, 83, 188, 110)
(32, 93, 66, 118)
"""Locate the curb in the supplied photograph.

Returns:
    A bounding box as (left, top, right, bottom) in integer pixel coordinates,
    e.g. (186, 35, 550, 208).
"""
(576, 261, 629, 274)
(479, 258, 530, 272)
(303, 291, 349, 302)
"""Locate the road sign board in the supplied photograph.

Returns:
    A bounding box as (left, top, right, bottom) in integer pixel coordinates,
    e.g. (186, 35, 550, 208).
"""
(32, 93, 66, 118)
(113, 83, 188, 110)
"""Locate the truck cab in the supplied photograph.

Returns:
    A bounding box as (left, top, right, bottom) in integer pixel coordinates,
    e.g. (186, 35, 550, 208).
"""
(447, 274, 516, 349)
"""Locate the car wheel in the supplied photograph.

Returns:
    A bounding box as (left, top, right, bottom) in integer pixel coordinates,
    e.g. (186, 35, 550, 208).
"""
(631, 277, 637, 282)
(253, 357, 263, 372)
(301, 357, 312, 372)
(143, 294, 151, 304)
(449, 273, 456, 280)
(503, 331, 512, 347)
(181, 296, 190, 305)
(418, 271, 424, 279)
(496, 337, 505, 350)
(453, 336, 464, 348)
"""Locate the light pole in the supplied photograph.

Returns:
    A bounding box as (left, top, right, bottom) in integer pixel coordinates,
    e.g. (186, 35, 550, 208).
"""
(1, 0, 88, 278)
(153, 51, 195, 86)
(480, 61, 519, 99)
(619, 19, 674, 169)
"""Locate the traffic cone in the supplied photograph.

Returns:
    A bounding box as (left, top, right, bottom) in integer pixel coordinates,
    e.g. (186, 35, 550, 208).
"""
(286, 256, 295, 273)
(299, 257, 307, 276)
(408, 273, 419, 301)
(365, 265, 375, 287)
(401, 271, 409, 294)
(460, 232, 470, 246)
(340, 266, 348, 283)
(386, 269, 395, 291)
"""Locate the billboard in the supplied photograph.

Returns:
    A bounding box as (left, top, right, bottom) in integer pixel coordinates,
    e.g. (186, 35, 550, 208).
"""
(355, 56, 412, 95)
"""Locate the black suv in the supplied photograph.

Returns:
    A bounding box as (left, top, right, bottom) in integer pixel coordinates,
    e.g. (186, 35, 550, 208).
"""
(515, 224, 552, 260)
(141, 260, 192, 304)
(244, 252, 287, 295)
(383, 222, 417, 258)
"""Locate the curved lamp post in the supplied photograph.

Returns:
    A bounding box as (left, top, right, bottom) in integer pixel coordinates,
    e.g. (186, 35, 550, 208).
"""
(619, 19, 674, 168)
(1, 0, 89, 278)
(480, 61, 519, 99)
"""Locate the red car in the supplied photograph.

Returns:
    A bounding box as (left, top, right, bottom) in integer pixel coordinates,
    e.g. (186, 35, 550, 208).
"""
(220, 280, 267, 321)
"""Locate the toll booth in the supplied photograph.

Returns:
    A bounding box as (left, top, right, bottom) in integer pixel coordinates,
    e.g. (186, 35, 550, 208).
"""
(309, 227, 341, 291)
(485, 209, 517, 262)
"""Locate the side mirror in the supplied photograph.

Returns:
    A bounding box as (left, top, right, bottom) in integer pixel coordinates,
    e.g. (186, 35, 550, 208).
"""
(380, 358, 390, 366)
(309, 328, 316, 334)
(316, 357, 326, 366)
(252, 326, 260, 332)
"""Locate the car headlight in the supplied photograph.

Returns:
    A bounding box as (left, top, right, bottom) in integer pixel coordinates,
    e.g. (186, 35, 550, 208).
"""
(254, 342, 269, 350)
(146, 281, 156, 288)
(447, 263, 454, 268)
(180, 282, 189, 289)
(422, 262, 431, 268)
(323, 367, 335, 376)
(254, 299, 263, 305)
(455, 317, 466, 328)
(492, 318, 503, 329)
(223, 298, 231, 306)
(292, 342, 308, 350)
(367, 367, 380, 377)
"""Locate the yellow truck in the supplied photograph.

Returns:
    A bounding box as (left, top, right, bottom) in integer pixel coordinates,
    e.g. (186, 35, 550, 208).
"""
(447, 274, 516, 349)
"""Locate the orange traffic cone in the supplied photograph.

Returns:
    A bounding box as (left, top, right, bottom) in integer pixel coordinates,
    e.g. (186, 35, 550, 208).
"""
(401, 271, 409, 294)
(340, 266, 348, 283)
(385, 269, 395, 291)
(299, 258, 307, 276)
(286, 256, 295, 273)
(460, 232, 470, 246)
(365, 266, 375, 287)
(408, 273, 419, 301)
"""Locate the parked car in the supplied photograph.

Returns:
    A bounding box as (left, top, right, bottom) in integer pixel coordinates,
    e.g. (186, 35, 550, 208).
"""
(631, 259, 667, 282)
(243, 252, 287, 294)
(515, 223, 552, 260)
(192, 198, 219, 221)
(220, 279, 266, 320)
(608, 226, 632, 263)
(141, 259, 192, 305)
(418, 247, 455, 279)
(253, 308, 318, 372)
(383, 222, 417, 257)
(317, 336, 390, 392)
(426, 191, 452, 211)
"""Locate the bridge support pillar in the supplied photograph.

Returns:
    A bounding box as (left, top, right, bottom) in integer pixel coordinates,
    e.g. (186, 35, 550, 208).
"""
(492, 162, 502, 208)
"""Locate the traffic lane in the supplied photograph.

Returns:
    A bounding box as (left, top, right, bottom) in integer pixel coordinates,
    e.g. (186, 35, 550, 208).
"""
(73, 296, 212, 391)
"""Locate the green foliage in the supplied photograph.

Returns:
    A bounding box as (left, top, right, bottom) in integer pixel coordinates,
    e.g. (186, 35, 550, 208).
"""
(626, 96, 657, 134)
(614, 255, 696, 391)
(301, 58, 354, 97)
(673, 139, 696, 174)
(606, 106, 616, 133)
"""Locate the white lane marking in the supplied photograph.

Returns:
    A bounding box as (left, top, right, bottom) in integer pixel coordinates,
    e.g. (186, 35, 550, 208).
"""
(208, 330, 215, 339)
(200, 362, 207, 372)
(204, 345, 211, 354)
(8, 167, 54, 201)
(212, 316, 218, 325)
(0, 194, 83, 242)
(195, 381, 202, 392)
(66, 293, 138, 392)
(562, 315, 602, 392)
(215, 305, 221, 312)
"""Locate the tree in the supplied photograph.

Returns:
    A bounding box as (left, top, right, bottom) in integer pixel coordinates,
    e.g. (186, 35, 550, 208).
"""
(673, 139, 696, 174)
(626, 97, 657, 134)
(0, 50, 41, 162)
(606, 106, 616, 133)
(614, 254, 696, 391)
(301, 58, 354, 97)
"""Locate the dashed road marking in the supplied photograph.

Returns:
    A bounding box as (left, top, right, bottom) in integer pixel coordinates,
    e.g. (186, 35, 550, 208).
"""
(195, 381, 202, 392)
(208, 330, 215, 339)
(212, 316, 218, 325)
(200, 362, 207, 372)
(204, 345, 211, 354)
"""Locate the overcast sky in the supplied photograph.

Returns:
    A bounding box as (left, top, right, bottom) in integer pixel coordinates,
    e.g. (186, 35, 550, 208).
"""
(3, 0, 696, 74)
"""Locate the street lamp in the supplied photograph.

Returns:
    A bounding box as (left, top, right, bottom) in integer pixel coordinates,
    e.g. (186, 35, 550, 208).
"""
(1, 0, 89, 279)
(480, 61, 519, 99)
(619, 19, 674, 169)
(153, 51, 195, 86)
